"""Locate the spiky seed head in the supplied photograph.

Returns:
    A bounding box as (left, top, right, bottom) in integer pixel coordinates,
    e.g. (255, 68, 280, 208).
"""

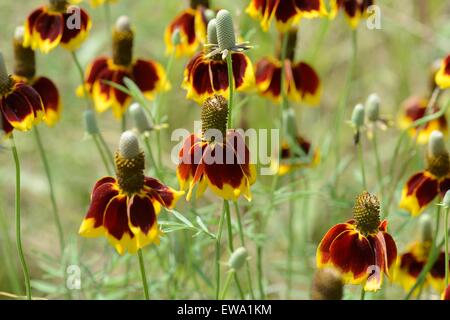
(0, 52, 10, 89)
(83, 109, 100, 135)
(201, 95, 228, 141)
(116, 15, 131, 32)
(216, 9, 236, 51)
(419, 214, 433, 243)
(366, 93, 380, 122)
(207, 19, 218, 45)
(130, 103, 152, 134)
(119, 131, 140, 159)
(228, 247, 248, 271)
(428, 130, 447, 158)
(311, 268, 343, 300)
(351, 104, 365, 128)
(353, 191, 381, 235)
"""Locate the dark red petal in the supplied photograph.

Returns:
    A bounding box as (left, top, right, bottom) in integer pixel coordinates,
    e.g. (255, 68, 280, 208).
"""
(34, 12, 64, 43)
(92, 177, 117, 193)
(112, 70, 130, 107)
(168, 9, 197, 45)
(439, 178, 450, 198)
(26, 7, 45, 31)
(291, 62, 320, 97)
(131, 59, 160, 93)
(317, 223, 353, 264)
(430, 252, 447, 279)
(231, 53, 249, 89)
(405, 172, 427, 196)
(295, 0, 321, 12)
(400, 252, 424, 278)
(211, 60, 229, 91)
(85, 57, 109, 89)
(103, 196, 133, 240)
(14, 83, 44, 118)
(255, 58, 277, 85)
(128, 195, 156, 234)
(1, 91, 34, 126)
(144, 177, 175, 208)
(32, 77, 60, 114)
(415, 175, 439, 208)
(86, 180, 119, 228)
(383, 232, 397, 271)
(60, 8, 89, 44)
(0, 110, 13, 135)
(329, 231, 374, 279)
(178, 134, 206, 180)
(191, 59, 213, 95)
(274, 0, 297, 23)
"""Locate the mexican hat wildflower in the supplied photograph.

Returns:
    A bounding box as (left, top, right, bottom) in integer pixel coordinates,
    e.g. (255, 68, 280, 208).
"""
(329, 0, 374, 29)
(435, 54, 450, 90)
(79, 131, 183, 255)
(246, 0, 327, 32)
(23, 0, 92, 54)
(400, 131, 450, 216)
(177, 95, 256, 201)
(317, 191, 397, 291)
(81, 16, 169, 119)
(0, 52, 44, 136)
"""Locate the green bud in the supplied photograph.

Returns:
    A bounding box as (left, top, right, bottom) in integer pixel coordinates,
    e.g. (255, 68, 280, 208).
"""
(443, 190, 450, 208)
(216, 9, 236, 51)
(228, 247, 248, 271)
(83, 109, 100, 135)
(119, 131, 140, 159)
(366, 93, 380, 122)
(204, 9, 215, 23)
(207, 19, 218, 45)
(351, 104, 365, 128)
(419, 214, 433, 243)
(130, 103, 152, 133)
(428, 130, 447, 158)
(171, 28, 181, 46)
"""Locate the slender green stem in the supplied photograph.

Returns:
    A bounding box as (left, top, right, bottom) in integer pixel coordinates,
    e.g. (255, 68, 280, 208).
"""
(104, 2, 112, 38)
(360, 286, 366, 300)
(215, 203, 226, 299)
(280, 32, 289, 113)
(224, 200, 234, 252)
(357, 141, 367, 190)
(405, 205, 442, 299)
(121, 114, 127, 132)
(226, 54, 235, 129)
(234, 202, 255, 299)
(286, 173, 296, 299)
(334, 29, 358, 187)
(445, 207, 449, 287)
(97, 133, 115, 169)
(137, 249, 150, 300)
(11, 135, 32, 300)
(220, 271, 235, 300)
(33, 127, 65, 253)
(143, 135, 161, 179)
(372, 130, 383, 192)
(256, 244, 265, 299)
(93, 135, 113, 175)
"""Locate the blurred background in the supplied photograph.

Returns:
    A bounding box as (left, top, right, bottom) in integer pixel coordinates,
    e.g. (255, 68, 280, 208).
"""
(1, 0, 450, 299)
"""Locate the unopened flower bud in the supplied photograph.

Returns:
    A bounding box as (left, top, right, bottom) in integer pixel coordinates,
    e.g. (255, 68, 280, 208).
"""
(84, 109, 99, 135)
(171, 28, 181, 46)
(216, 9, 236, 51)
(130, 103, 152, 133)
(119, 131, 140, 159)
(419, 214, 433, 243)
(311, 268, 343, 300)
(228, 247, 248, 271)
(207, 19, 218, 45)
(428, 130, 447, 158)
(351, 104, 365, 128)
(366, 93, 380, 122)
(204, 9, 215, 22)
(443, 190, 450, 208)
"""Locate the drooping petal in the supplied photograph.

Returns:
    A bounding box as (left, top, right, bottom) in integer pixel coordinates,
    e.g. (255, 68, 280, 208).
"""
(246, 0, 279, 32)
(176, 134, 207, 192)
(144, 177, 184, 210)
(110, 69, 131, 119)
(23, 7, 45, 50)
(79, 177, 119, 237)
(317, 223, 354, 266)
(91, 63, 118, 113)
(255, 57, 282, 102)
(429, 252, 448, 293)
(273, 0, 299, 32)
(32, 76, 61, 126)
(182, 52, 214, 104)
(0, 111, 13, 137)
(132, 59, 170, 101)
(399, 171, 439, 216)
(435, 55, 450, 90)
(277, 135, 320, 176)
(164, 8, 200, 57)
(32, 10, 64, 53)
(294, 0, 327, 18)
(127, 194, 160, 248)
(232, 53, 255, 93)
(82, 57, 110, 94)
(290, 61, 321, 105)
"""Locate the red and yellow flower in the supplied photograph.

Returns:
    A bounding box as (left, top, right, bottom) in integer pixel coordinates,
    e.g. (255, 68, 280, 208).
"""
(183, 51, 254, 105)
(395, 241, 449, 294)
(276, 135, 320, 176)
(329, 0, 374, 29)
(164, 0, 211, 57)
(177, 95, 257, 201)
(81, 16, 169, 119)
(246, 0, 327, 32)
(23, 0, 92, 54)
(79, 131, 183, 255)
(72, 0, 117, 8)
(317, 191, 397, 291)
(435, 54, 450, 90)
(400, 131, 450, 216)
(398, 96, 447, 145)
(0, 53, 44, 136)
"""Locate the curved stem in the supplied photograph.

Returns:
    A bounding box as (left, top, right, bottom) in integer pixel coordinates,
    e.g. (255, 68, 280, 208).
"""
(215, 203, 226, 299)
(360, 286, 366, 300)
(93, 135, 113, 175)
(220, 270, 235, 300)
(137, 249, 150, 300)
(372, 130, 383, 192)
(97, 133, 115, 169)
(357, 141, 367, 190)
(286, 172, 297, 299)
(226, 54, 235, 129)
(143, 135, 161, 179)
(11, 135, 32, 300)
(33, 127, 65, 253)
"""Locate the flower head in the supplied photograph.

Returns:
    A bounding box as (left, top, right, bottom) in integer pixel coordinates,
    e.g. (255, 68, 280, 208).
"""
(182, 18, 254, 104)
(79, 131, 183, 255)
(0, 52, 44, 136)
(13, 26, 61, 127)
(435, 54, 450, 90)
(317, 191, 397, 291)
(400, 130, 450, 216)
(164, 0, 211, 57)
(177, 95, 256, 201)
(246, 0, 327, 32)
(81, 16, 170, 119)
(23, 0, 92, 54)
(329, 0, 374, 29)
(255, 28, 321, 105)
(398, 96, 448, 145)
